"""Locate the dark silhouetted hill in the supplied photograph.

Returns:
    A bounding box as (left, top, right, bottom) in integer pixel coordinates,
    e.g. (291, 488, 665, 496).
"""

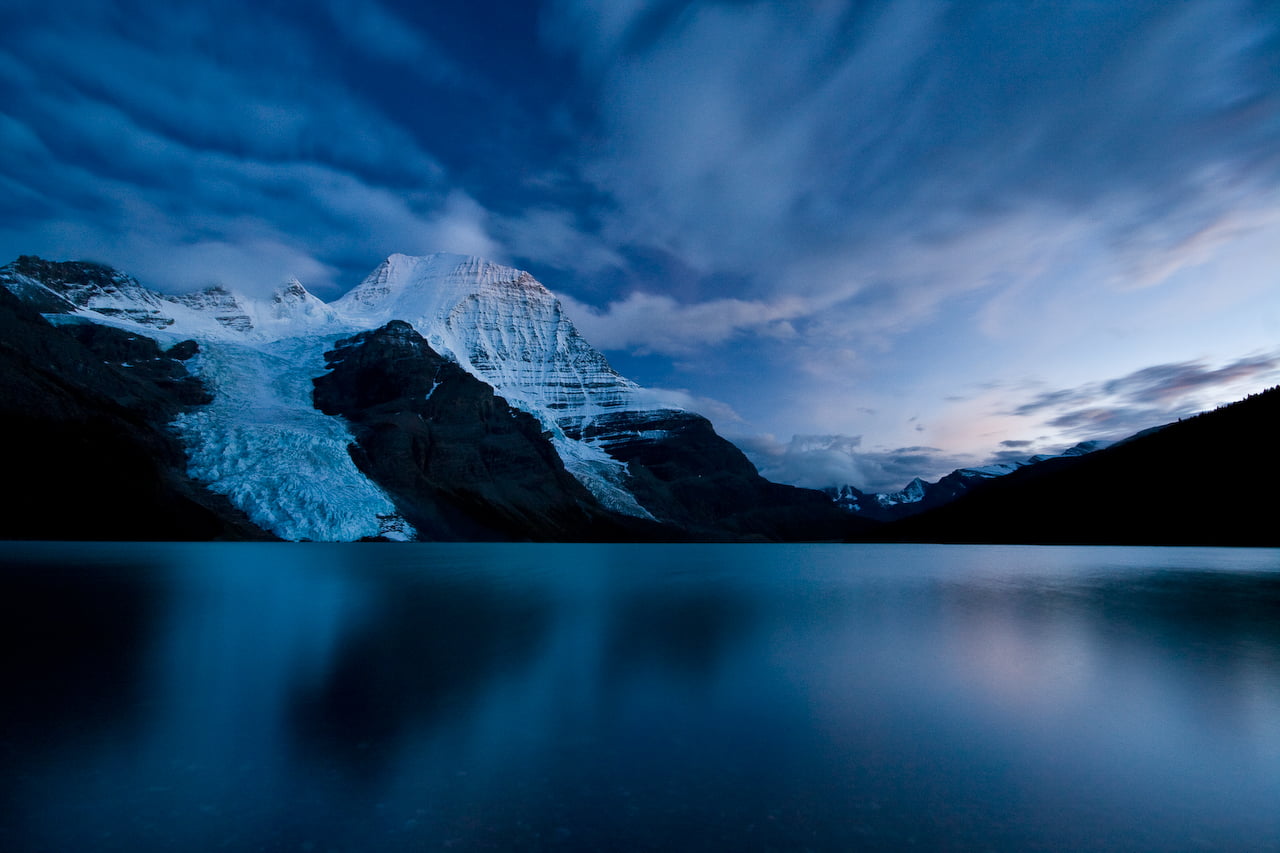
(870, 387, 1280, 546)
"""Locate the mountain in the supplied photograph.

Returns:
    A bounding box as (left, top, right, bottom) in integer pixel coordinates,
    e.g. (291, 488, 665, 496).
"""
(867, 388, 1280, 546)
(0, 284, 269, 540)
(311, 320, 657, 541)
(826, 441, 1109, 522)
(1, 254, 852, 542)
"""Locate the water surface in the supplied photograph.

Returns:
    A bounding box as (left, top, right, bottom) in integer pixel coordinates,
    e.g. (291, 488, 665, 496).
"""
(2, 543, 1278, 851)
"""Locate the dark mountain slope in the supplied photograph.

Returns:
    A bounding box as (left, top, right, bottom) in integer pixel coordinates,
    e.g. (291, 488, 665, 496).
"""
(876, 387, 1280, 546)
(578, 411, 864, 541)
(312, 321, 669, 541)
(0, 287, 271, 540)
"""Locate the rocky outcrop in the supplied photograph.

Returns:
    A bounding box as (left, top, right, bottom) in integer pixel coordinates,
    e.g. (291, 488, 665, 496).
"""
(60, 323, 212, 408)
(313, 321, 663, 541)
(1, 255, 179, 328)
(578, 410, 858, 541)
(168, 285, 254, 332)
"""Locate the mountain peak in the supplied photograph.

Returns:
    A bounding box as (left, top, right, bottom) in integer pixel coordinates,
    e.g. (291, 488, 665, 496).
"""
(336, 252, 532, 320)
(380, 252, 529, 285)
(271, 277, 319, 304)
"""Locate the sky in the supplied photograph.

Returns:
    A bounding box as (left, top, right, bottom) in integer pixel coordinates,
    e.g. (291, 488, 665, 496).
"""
(2, 0, 1279, 492)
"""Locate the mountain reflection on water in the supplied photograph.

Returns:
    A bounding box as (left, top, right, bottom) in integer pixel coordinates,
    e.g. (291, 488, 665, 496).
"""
(2, 543, 1278, 851)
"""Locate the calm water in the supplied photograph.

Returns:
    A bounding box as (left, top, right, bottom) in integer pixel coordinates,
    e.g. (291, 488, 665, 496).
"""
(2, 543, 1278, 852)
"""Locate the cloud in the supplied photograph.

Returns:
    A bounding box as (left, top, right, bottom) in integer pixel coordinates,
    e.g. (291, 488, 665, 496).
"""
(630, 386, 744, 427)
(0, 0, 637, 301)
(323, 0, 464, 80)
(1101, 356, 1280, 404)
(733, 433, 976, 494)
(542, 0, 1280, 354)
(494, 208, 626, 276)
(558, 291, 812, 355)
(6, 4, 442, 182)
(0, 1, 485, 295)
(1043, 407, 1169, 433)
(0, 83, 504, 295)
(1008, 353, 1280, 439)
(420, 192, 502, 262)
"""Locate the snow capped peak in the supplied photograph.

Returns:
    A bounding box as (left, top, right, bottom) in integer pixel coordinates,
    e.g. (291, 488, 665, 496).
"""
(904, 477, 927, 500)
(876, 477, 928, 508)
(334, 252, 543, 324)
(957, 462, 1025, 479)
(268, 277, 324, 312)
(276, 277, 308, 296)
(332, 253, 660, 516)
(251, 278, 338, 333)
(331, 253, 632, 411)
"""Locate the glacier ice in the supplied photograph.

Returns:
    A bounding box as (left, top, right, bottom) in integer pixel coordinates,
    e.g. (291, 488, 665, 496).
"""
(172, 337, 413, 542)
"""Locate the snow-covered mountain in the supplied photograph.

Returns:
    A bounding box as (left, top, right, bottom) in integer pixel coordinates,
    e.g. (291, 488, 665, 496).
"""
(330, 253, 658, 517)
(1, 254, 845, 542)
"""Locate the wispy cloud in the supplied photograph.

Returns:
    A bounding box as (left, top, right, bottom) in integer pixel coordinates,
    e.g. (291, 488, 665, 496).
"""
(323, 0, 465, 81)
(1102, 356, 1280, 404)
(0, 1, 537, 294)
(1008, 353, 1280, 438)
(544, 0, 1280, 355)
(559, 291, 811, 355)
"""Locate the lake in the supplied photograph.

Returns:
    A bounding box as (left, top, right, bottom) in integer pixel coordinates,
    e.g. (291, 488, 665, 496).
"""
(2, 543, 1278, 851)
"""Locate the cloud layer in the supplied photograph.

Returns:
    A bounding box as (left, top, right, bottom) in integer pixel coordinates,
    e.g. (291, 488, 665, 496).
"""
(545, 1, 1280, 345)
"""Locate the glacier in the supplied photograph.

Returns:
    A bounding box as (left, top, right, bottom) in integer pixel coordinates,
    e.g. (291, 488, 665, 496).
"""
(171, 337, 413, 542)
(3, 253, 684, 538)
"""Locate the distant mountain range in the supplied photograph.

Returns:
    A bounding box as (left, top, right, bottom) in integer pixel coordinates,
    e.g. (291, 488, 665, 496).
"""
(0, 254, 850, 542)
(825, 441, 1111, 522)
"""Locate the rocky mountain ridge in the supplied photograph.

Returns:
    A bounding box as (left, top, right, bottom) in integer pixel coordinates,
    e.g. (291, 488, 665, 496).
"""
(1, 254, 853, 542)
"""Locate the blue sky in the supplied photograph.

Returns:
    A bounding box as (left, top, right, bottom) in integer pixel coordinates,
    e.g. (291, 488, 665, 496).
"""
(2, 0, 1278, 491)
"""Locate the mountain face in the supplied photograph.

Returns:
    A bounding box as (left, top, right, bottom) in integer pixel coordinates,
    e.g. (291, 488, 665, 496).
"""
(1, 254, 850, 542)
(866, 390, 1280, 546)
(0, 285, 269, 540)
(826, 441, 1109, 522)
(311, 320, 660, 541)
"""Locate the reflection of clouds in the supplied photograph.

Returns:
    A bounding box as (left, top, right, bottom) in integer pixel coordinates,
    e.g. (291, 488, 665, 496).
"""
(941, 592, 1094, 711)
(1, 543, 380, 851)
(787, 560, 1280, 781)
(931, 571, 1280, 747)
